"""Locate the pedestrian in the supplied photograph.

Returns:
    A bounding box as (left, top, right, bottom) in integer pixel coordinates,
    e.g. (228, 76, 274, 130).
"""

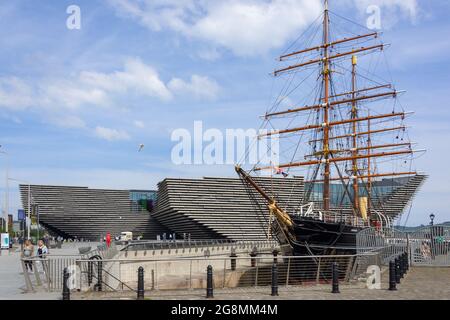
(37, 239, 48, 258)
(22, 239, 34, 272)
(105, 232, 111, 248)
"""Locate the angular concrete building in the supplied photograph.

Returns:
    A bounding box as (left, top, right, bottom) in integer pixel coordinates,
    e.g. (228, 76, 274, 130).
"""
(152, 176, 305, 241)
(19, 185, 169, 240)
(19, 174, 426, 241)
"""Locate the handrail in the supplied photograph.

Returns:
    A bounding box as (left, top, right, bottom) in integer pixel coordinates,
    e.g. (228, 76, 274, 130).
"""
(75, 253, 377, 264)
(121, 239, 278, 252)
(89, 259, 136, 292)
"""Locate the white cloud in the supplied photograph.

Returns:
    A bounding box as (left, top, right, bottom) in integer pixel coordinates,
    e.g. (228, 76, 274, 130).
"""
(0, 57, 219, 137)
(43, 81, 109, 110)
(0, 77, 34, 110)
(188, 0, 323, 56)
(134, 120, 145, 128)
(108, 0, 424, 55)
(168, 74, 220, 100)
(0, 58, 217, 112)
(47, 115, 87, 129)
(108, 0, 323, 56)
(94, 126, 131, 141)
(80, 58, 173, 101)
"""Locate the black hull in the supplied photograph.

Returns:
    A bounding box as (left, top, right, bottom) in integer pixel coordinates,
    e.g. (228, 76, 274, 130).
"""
(290, 217, 363, 256)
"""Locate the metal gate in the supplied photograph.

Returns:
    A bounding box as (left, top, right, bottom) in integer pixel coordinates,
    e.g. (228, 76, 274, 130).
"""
(356, 227, 408, 265)
(409, 225, 450, 266)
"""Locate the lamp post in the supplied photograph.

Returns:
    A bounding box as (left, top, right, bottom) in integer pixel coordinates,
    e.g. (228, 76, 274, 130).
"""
(429, 213, 435, 226)
(8, 178, 31, 240)
(0, 149, 10, 234)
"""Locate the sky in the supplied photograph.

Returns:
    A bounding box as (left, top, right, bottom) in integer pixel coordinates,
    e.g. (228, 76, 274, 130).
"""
(0, 0, 449, 226)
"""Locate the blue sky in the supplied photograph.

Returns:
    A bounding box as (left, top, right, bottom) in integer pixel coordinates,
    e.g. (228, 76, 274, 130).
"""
(0, 0, 449, 226)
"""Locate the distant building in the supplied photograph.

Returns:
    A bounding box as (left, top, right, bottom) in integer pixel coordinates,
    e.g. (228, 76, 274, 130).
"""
(19, 185, 169, 241)
(20, 175, 426, 241)
(12, 221, 21, 233)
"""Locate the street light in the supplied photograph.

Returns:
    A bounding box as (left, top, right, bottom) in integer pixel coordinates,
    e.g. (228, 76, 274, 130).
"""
(429, 213, 435, 226)
(0, 148, 10, 234)
(8, 178, 31, 240)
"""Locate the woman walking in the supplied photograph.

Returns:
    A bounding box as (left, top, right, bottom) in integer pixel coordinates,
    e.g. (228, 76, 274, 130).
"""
(22, 239, 34, 272)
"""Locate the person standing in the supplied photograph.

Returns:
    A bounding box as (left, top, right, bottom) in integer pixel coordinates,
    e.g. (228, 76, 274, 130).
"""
(105, 232, 111, 248)
(36, 239, 49, 274)
(37, 239, 48, 258)
(22, 239, 34, 272)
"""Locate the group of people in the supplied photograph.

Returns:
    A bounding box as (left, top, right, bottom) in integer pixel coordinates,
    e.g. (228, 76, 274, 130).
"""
(22, 239, 48, 272)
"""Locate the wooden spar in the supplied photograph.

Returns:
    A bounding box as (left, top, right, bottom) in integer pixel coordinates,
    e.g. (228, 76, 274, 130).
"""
(254, 149, 414, 172)
(367, 112, 372, 216)
(356, 142, 411, 151)
(235, 166, 294, 232)
(323, 0, 331, 210)
(308, 126, 406, 144)
(304, 142, 412, 158)
(279, 32, 379, 61)
(351, 55, 359, 212)
(305, 171, 418, 183)
(265, 90, 399, 119)
(274, 44, 385, 76)
(326, 84, 392, 100)
(260, 112, 407, 137)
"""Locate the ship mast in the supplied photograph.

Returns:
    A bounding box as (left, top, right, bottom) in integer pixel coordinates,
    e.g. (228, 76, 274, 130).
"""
(351, 55, 359, 213)
(322, 0, 331, 211)
(239, 0, 424, 231)
(367, 112, 372, 217)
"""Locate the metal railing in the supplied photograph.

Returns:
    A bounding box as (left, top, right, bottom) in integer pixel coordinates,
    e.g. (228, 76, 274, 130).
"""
(408, 225, 450, 266)
(293, 202, 369, 228)
(21, 243, 119, 292)
(121, 239, 277, 252)
(72, 253, 378, 295)
(357, 225, 450, 267)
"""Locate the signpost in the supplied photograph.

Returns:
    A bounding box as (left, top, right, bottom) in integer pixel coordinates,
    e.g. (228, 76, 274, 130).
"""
(1, 233, 9, 250)
(18, 209, 25, 252)
(18, 209, 25, 221)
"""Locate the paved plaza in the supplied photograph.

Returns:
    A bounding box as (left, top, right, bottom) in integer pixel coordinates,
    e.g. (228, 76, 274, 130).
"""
(0, 244, 94, 300)
(1, 244, 449, 300)
(73, 267, 450, 300)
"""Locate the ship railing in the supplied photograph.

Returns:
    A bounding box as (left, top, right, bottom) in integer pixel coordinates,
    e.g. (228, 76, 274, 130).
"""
(297, 209, 369, 228)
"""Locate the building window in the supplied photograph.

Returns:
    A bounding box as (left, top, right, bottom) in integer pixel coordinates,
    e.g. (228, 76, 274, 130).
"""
(130, 190, 157, 212)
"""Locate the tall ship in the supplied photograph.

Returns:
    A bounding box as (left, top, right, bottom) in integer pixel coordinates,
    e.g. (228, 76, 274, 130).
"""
(236, 0, 427, 256)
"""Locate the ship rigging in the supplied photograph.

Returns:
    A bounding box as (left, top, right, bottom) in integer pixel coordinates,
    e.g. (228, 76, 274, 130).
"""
(236, 0, 427, 255)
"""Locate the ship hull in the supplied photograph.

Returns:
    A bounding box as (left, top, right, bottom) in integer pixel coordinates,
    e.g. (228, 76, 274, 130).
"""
(290, 216, 363, 256)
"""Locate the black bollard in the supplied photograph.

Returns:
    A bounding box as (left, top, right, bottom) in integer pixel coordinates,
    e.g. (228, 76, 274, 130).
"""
(403, 253, 407, 273)
(230, 252, 237, 271)
(206, 265, 214, 298)
(97, 260, 103, 292)
(137, 266, 145, 300)
(272, 249, 279, 265)
(331, 262, 340, 294)
(402, 253, 407, 276)
(250, 252, 257, 268)
(271, 263, 279, 296)
(399, 254, 405, 279)
(88, 260, 93, 286)
(62, 268, 70, 300)
(388, 260, 397, 291)
(405, 252, 409, 271)
(395, 258, 401, 284)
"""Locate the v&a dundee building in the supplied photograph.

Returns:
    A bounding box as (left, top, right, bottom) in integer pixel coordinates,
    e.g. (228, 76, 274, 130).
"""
(19, 175, 426, 241)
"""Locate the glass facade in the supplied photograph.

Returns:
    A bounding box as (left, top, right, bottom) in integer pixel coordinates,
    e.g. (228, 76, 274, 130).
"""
(305, 176, 411, 206)
(129, 190, 157, 212)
